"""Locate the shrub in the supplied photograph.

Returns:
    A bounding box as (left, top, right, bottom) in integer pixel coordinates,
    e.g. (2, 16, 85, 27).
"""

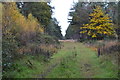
(100, 41, 120, 55)
(2, 30, 18, 73)
(35, 34, 59, 44)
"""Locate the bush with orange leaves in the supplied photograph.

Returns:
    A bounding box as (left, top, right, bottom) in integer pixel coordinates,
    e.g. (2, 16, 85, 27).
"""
(85, 40, 119, 57)
(17, 41, 59, 59)
(100, 41, 120, 56)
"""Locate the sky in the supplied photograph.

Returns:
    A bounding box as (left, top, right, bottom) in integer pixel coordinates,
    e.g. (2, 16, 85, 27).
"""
(50, 0, 78, 36)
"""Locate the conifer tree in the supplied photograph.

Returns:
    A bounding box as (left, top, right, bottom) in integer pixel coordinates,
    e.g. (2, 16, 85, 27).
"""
(80, 6, 115, 40)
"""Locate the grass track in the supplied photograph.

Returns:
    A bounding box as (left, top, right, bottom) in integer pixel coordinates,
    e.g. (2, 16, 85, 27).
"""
(11, 42, 118, 78)
(45, 42, 118, 78)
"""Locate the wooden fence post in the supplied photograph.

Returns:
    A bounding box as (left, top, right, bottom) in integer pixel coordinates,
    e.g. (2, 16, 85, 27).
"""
(98, 47, 100, 57)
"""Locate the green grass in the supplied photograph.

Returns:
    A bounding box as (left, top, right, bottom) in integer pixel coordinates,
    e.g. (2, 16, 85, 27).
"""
(4, 42, 118, 78)
(46, 42, 118, 78)
(3, 55, 48, 78)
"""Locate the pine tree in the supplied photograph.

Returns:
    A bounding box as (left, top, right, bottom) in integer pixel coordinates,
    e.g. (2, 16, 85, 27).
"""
(80, 6, 115, 40)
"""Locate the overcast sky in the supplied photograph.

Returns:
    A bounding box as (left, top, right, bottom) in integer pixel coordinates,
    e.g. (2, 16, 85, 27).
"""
(50, 0, 78, 36)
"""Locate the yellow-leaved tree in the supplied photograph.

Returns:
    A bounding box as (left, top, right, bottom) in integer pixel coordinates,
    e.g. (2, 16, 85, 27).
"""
(2, 3, 44, 43)
(27, 13, 44, 33)
(80, 6, 115, 40)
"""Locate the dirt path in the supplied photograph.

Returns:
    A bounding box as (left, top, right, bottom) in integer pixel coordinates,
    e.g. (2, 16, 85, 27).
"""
(59, 39, 77, 42)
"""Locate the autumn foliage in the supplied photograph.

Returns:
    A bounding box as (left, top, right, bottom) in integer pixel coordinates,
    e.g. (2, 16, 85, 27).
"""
(2, 2, 60, 75)
(80, 6, 115, 40)
(2, 3, 44, 43)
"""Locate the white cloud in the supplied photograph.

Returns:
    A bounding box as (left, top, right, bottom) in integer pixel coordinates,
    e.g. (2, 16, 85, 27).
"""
(50, 0, 78, 36)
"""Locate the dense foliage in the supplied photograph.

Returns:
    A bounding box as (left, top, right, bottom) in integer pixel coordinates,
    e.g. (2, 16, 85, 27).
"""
(66, 2, 89, 39)
(19, 2, 52, 27)
(47, 18, 63, 39)
(2, 2, 62, 77)
(17, 2, 63, 39)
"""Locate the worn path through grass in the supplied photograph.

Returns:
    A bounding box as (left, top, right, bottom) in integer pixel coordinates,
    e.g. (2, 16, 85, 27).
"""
(37, 42, 118, 78)
(13, 41, 118, 78)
